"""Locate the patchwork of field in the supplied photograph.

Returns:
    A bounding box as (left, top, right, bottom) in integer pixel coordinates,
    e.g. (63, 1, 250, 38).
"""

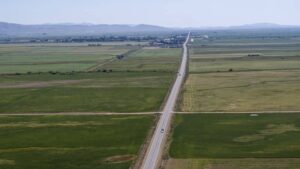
(0, 72, 174, 113)
(0, 44, 136, 74)
(190, 56, 300, 73)
(179, 37, 300, 112)
(0, 115, 155, 169)
(170, 35, 300, 169)
(102, 48, 181, 72)
(0, 41, 181, 169)
(167, 114, 300, 169)
(0, 43, 181, 113)
(189, 38, 300, 73)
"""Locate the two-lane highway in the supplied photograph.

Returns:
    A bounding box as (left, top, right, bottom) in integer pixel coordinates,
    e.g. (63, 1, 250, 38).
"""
(142, 32, 190, 169)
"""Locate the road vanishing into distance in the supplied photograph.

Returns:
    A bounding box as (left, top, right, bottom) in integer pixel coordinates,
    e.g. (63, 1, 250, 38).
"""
(141, 32, 190, 169)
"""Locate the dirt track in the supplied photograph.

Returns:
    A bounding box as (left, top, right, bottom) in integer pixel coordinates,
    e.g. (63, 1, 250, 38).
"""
(0, 79, 89, 89)
(176, 111, 300, 114)
(0, 112, 158, 116)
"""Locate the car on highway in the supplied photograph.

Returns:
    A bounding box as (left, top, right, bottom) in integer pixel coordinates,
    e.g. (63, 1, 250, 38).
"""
(160, 129, 165, 133)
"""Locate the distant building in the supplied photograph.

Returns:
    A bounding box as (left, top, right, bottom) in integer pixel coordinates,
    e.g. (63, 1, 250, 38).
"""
(248, 54, 261, 57)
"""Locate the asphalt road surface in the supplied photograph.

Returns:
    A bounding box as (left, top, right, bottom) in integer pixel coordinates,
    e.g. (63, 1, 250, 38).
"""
(141, 32, 190, 169)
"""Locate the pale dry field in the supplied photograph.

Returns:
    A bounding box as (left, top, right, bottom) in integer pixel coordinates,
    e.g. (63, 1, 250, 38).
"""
(180, 70, 300, 112)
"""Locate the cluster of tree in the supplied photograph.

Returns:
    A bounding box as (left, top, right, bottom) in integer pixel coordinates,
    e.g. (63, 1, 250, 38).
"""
(248, 53, 261, 57)
(0, 35, 160, 44)
(116, 55, 125, 60)
(88, 44, 102, 47)
(0, 33, 191, 46)
(150, 35, 186, 48)
(8, 69, 114, 76)
(96, 69, 113, 73)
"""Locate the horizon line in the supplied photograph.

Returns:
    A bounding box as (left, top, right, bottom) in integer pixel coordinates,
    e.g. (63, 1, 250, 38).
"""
(1, 21, 300, 29)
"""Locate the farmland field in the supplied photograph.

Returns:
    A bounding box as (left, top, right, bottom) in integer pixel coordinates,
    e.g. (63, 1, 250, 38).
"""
(102, 48, 181, 72)
(180, 70, 300, 112)
(169, 34, 300, 169)
(167, 113, 300, 169)
(189, 37, 300, 73)
(0, 43, 181, 113)
(0, 72, 174, 113)
(0, 44, 136, 74)
(0, 41, 176, 169)
(0, 115, 155, 169)
(179, 36, 300, 112)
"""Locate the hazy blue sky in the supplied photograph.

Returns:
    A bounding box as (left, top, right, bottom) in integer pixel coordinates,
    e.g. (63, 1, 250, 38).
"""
(1, 0, 299, 27)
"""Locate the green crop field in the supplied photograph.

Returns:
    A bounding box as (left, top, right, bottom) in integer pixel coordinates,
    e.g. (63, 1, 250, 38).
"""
(0, 44, 135, 74)
(0, 41, 178, 169)
(0, 115, 155, 169)
(102, 48, 181, 72)
(189, 57, 300, 73)
(167, 113, 300, 169)
(0, 72, 174, 113)
(0, 43, 181, 113)
(171, 114, 300, 158)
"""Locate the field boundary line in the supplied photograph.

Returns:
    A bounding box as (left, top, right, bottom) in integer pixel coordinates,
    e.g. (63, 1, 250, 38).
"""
(85, 47, 141, 72)
(189, 67, 300, 75)
(0, 112, 159, 116)
(86, 58, 116, 72)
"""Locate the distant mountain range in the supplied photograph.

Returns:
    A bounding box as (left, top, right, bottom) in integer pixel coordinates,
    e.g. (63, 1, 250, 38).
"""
(230, 23, 300, 29)
(0, 22, 299, 37)
(0, 22, 171, 37)
(188, 23, 300, 30)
